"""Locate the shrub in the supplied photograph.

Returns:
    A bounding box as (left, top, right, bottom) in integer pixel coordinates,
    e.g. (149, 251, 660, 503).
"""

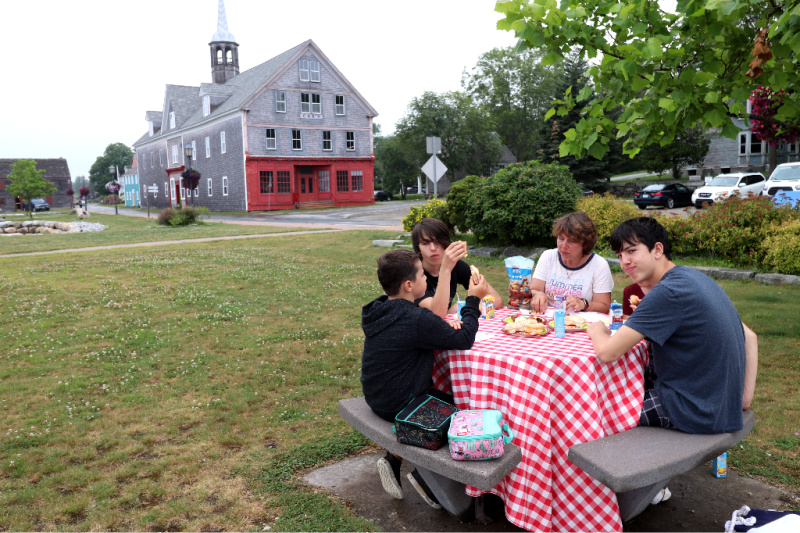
(102, 195, 123, 205)
(575, 193, 641, 248)
(763, 219, 800, 275)
(157, 208, 175, 226)
(687, 195, 800, 267)
(446, 175, 481, 233)
(156, 206, 208, 227)
(654, 214, 697, 257)
(401, 198, 451, 232)
(462, 161, 581, 246)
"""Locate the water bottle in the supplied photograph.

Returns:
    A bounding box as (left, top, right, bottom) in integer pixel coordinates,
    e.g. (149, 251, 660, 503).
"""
(554, 295, 566, 338)
(610, 300, 623, 331)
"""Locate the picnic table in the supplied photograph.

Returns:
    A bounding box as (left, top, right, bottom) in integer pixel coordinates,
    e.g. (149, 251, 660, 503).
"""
(433, 307, 649, 532)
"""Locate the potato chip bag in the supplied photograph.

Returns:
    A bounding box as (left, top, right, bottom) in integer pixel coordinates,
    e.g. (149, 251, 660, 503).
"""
(504, 256, 534, 309)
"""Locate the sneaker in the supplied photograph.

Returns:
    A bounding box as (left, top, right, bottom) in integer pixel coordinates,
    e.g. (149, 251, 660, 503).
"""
(377, 452, 403, 499)
(650, 487, 672, 505)
(407, 469, 442, 509)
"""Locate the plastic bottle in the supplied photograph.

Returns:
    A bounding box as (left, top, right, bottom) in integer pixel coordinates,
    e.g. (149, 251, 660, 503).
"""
(610, 300, 623, 331)
(554, 295, 566, 338)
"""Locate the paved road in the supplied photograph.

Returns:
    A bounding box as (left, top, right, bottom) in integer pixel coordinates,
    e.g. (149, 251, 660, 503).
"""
(86, 200, 423, 230)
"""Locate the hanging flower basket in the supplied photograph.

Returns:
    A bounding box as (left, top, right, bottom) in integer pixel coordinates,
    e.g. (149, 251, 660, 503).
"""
(181, 169, 201, 190)
(105, 181, 122, 194)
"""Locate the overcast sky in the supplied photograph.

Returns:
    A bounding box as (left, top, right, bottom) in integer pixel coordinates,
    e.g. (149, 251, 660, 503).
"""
(1, 0, 518, 179)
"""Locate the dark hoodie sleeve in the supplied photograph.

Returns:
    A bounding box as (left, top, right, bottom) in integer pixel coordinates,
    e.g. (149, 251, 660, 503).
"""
(414, 295, 481, 351)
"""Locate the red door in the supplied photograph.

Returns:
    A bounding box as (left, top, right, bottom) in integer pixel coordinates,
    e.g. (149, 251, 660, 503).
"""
(296, 166, 317, 202)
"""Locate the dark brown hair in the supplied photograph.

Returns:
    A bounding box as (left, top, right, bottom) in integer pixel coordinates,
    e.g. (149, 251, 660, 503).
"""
(552, 212, 598, 254)
(610, 217, 672, 260)
(411, 218, 452, 256)
(377, 249, 422, 296)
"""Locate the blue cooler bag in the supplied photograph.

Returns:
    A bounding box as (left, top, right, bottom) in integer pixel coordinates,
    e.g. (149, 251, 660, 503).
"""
(448, 410, 513, 460)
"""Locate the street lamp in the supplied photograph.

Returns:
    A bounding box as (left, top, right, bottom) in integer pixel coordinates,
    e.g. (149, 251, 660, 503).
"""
(183, 144, 197, 205)
(108, 166, 120, 215)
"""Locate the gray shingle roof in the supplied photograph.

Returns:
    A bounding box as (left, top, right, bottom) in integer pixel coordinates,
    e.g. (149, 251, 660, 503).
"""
(1, 158, 71, 179)
(134, 40, 377, 148)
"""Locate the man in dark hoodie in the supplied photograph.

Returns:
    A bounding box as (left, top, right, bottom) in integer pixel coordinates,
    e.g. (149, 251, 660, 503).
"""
(361, 248, 489, 508)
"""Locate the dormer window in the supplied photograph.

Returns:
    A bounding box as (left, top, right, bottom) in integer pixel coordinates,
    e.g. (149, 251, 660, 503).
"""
(169, 112, 176, 129)
(299, 59, 320, 82)
(203, 96, 210, 117)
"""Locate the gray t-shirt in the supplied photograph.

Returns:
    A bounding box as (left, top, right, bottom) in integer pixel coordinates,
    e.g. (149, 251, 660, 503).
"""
(625, 266, 745, 434)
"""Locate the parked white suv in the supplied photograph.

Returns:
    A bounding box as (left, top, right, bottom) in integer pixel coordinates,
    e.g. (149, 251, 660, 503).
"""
(762, 162, 800, 197)
(691, 172, 766, 208)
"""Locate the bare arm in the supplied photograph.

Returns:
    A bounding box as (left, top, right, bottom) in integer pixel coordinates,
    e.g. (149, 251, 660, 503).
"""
(418, 242, 467, 319)
(566, 292, 611, 313)
(587, 322, 646, 363)
(529, 279, 548, 313)
(742, 323, 758, 410)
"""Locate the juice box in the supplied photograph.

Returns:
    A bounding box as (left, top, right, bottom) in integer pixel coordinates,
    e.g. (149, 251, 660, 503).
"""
(481, 296, 495, 319)
(713, 452, 727, 478)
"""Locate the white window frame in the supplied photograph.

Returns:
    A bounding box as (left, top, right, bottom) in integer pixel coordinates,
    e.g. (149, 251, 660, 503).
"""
(221, 131, 226, 154)
(301, 93, 310, 113)
(312, 94, 321, 114)
(322, 130, 332, 151)
(299, 60, 309, 81)
(205, 136, 211, 158)
(164, 182, 168, 197)
(266, 129, 276, 150)
(222, 176, 229, 196)
(346, 131, 355, 151)
(192, 140, 197, 160)
(203, 96, 210, 117)
(292, 129, 302, 151)
(276, 91, 286, 113)
(172, 145, 178, 163)
(169, 112, 176, 129)
(310, 60, 320, 82)
(207, 178, 213, 196)
(335, 95, 345, 115)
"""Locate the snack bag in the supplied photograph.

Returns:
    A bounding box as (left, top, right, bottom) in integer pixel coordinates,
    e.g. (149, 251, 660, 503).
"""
(504, 256, 534, 309)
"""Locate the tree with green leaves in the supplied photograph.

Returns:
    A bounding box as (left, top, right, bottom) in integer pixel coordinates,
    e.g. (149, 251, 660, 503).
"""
(637, 125, 712, 179)
(495, 0, 800, 160)
(6, 160, 56, 219)
(462, 46, 559, 161)
(394, 91, 504, 184)
(89, 143, 134, 196)
(374, 134, 417, 198)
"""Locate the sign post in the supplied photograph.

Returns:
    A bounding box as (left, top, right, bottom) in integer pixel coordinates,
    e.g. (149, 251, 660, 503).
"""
(147, 185, 158, 219)
(421, 155, 448, 197)
(426, 136, 442, 197)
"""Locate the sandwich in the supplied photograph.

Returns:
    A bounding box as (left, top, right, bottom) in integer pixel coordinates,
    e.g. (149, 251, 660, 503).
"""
(564, 315, 587, 328)
(470, 265, 480, 284)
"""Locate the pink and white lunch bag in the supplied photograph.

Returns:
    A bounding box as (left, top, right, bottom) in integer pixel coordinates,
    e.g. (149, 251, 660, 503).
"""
(448, 410, 514, 461)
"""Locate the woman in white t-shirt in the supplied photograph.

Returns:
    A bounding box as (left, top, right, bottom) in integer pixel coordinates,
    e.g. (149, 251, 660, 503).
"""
(530, 212, 613, 314)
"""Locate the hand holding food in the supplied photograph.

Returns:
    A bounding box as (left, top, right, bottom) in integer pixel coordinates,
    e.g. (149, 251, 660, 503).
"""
(470, 265, 480, 284)
(629, 294, 641, 311)
(442, 241, 468, 271)
(468, 272, 489, 299)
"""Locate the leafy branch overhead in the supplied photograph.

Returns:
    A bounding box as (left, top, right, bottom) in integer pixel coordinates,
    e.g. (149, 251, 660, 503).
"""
(495, 0, 800, 159)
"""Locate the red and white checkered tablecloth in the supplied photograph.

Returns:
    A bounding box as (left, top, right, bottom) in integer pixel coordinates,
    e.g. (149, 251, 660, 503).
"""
(433, 308, 649, 533)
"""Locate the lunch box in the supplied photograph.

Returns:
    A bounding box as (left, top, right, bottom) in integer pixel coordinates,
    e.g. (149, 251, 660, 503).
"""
(393, 394, 459, 450)
(448, 410, 514, 460)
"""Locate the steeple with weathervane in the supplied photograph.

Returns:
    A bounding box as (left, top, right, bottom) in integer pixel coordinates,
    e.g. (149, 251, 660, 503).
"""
(209, 0, 239, 84)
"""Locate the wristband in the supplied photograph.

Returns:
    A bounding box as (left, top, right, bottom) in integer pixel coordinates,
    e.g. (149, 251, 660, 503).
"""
(582, 298, 589, 310)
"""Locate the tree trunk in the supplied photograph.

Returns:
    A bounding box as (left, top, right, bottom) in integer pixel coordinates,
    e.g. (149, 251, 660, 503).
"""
(768, 144, 778, 176)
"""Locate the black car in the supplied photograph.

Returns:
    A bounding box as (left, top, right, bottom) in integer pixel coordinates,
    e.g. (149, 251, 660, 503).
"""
(374, 190, 393, 201)
(581, 186, 594, 196)
(30, 198, 50, 211)
(633, 183, 693, 209)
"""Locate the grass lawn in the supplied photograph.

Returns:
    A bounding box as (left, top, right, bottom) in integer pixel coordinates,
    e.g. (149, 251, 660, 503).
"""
(0, 212, 320, 255)
(0, 226, 798, 530)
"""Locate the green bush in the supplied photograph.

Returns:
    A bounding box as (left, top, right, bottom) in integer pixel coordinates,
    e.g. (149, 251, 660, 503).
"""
(575, 193, 641, 248)
(401, 198, 451, 232)
(156, 206, 209, 227)
(462, 161, 581, 246)
(687, 195, 800, 267)
(446, 175, 481, 233)
(763, 219, 800, 275)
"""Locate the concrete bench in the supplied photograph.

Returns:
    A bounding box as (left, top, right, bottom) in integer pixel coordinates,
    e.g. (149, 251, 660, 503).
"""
(568, 409, 756, 522)
(338, 396, 522, 520)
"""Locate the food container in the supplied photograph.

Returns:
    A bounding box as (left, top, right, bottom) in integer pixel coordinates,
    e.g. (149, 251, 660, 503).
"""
(713, 452, 727, 478)
(481, 296, 495, 319)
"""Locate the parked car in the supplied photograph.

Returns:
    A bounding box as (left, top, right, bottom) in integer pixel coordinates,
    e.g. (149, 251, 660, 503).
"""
(692, 172, 765, 207)
(373, 190, 394, 201)
(633, 183, 693, 209)
(405, 186, 427, 194)
(581, 186, 594, 196)
(761, 162, 800, 197)
(30, 198, 50, 211)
